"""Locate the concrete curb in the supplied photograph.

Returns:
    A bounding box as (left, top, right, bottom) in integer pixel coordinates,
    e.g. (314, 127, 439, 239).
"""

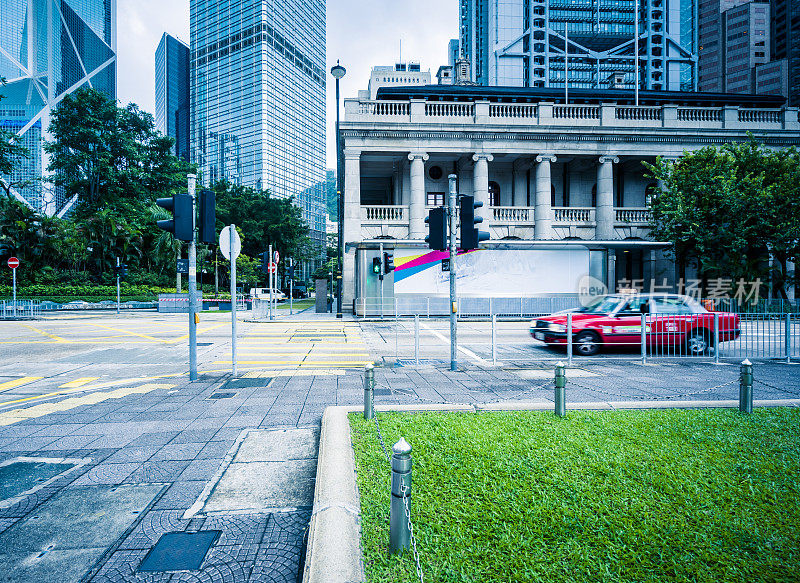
(303, 398, 800, 582)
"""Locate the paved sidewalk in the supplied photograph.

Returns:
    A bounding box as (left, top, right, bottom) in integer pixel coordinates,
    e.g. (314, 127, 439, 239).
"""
(1, 334, 798, 581)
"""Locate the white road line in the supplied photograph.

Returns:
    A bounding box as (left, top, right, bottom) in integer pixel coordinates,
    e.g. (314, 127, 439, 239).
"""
(420, 322, 490, 366)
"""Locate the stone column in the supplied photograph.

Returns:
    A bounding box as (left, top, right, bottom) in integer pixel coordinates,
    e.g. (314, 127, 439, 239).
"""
(408, 152, 429, 239)
(596, 156, 619, 240)
(342, 149, 361, 312)
(472, 153, 493, 224)
(534, 154, 557, 239)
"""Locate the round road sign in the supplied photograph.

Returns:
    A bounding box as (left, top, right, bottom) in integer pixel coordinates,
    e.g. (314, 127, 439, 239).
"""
(219, 226, 241, 261)
(268, 262, 277, 274)
(273, 250, 280, 264)
(7, 257, 19, 269)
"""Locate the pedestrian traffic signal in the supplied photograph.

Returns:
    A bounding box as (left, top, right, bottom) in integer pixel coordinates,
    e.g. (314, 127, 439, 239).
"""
(459, 194, 490, 251)
(383, 252, 395, 274)
(156, 193, 193, 242)
(372, 257, 381, 275)
(424, 207, 448, 251)
(198, 189, 216, 245)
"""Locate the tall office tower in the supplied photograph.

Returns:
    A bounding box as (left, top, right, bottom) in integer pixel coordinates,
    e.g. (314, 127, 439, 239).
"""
(190, 0, 326, 273)
(155, 33, 190, 162)
(458, 0, 697, 91)
(721, 1, 770, 93)
(698, 0, 750, 92)
(772, 0, 799, 106)
(448, 39, 460, 68)
(0, 0, 116, 215)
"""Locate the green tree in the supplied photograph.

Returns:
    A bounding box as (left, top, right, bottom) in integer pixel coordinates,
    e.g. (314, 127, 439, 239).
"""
(44, 87, 193, 217)
(644, 140, 800, 296)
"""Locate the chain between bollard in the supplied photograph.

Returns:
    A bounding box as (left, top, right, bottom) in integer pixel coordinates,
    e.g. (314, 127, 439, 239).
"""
(373, 414, 391, 465)
(566, 377, 739, 401)
(752, 378, 800, 396)
(400, 482, 424, 583)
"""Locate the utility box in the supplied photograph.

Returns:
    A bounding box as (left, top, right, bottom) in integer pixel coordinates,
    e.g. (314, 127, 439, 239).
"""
(315, 279, 328, 313)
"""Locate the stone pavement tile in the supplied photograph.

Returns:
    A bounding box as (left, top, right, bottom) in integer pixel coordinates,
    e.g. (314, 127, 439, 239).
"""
(150, 442, 205, 462)
(151, 480, 206, 511)
(2, 435, 57, 451)
(171, 428, 218, 444)
(212, 427, 244, 441)
(46, 434, 101, 451)
(104, 446, 161, 464)
(87, 548, 154, 583)
(177, 458, 223, 482)
(125, 431, 180, 447)
(179, 545, 252, 582)
(196, 440, 234, 460)
(83, 435, 139, 449)
(259, 415, 300, 428)
(124, 460, 190, 484)
(204, 514, 269, 547)
(222, 415, 266, 429)
(116, 509, 190, 550)
(0, 518, 18, 534)
(185, 416, 232, 430)
(0, 424, 41, 438)
(70, 462, 140, 486)
(29, 423, 85, 438)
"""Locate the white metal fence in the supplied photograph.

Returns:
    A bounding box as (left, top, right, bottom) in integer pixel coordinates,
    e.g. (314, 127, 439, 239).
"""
(355, 296, 582, 319)
(0, 300, 40, 320)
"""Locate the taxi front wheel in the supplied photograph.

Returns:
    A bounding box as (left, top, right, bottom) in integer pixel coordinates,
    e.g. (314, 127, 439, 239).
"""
(575, 331, 601, 356)
(685, 329, 712, 355)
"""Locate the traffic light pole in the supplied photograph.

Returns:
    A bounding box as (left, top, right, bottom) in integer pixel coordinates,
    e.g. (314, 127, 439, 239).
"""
(188, 174, 198, 381)
(269, 244, 273, 321)
(379, 241, 384, 320)
(448, 175, 458, 371)
(116, 257, 120, 315)
(230, 224, 237, 376)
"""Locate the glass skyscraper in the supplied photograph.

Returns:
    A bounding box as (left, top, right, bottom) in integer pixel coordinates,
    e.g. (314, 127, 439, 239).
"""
(0, 0, 116, 214)
(190, 0, 326, 272)
(155, 33, 190, 162)
(459, 0, 697, 91)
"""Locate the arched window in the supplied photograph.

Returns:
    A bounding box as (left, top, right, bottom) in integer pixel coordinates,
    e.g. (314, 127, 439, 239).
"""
(489, 181, 501, 206)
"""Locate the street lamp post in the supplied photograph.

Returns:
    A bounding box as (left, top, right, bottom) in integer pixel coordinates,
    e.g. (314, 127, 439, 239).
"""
(331, 60, 346, 319)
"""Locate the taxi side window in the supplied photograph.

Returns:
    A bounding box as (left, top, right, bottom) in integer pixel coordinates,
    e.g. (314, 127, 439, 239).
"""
(652, 298, 692, 314)
(618, 299, 645, 316)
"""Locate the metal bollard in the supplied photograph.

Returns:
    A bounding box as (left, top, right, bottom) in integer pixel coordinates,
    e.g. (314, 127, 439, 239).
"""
(414, 314, 420, 366)
(390, 437, 412, 554)
(739, 358, 753, 414)
(363, 363, 375, 420)
(554, 361, 566, 417)
(491, 314, 497, 366)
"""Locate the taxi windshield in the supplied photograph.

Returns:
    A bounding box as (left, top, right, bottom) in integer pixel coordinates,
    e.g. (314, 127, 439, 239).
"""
(578, 296, 628, 314)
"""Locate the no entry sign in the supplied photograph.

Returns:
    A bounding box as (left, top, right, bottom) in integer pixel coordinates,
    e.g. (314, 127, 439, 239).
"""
(268, 262, 277, 274)
(7, 257, 19, 269)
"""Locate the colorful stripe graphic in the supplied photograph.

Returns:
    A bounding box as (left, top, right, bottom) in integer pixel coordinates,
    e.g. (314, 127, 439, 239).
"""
(394, 250, 477, 282)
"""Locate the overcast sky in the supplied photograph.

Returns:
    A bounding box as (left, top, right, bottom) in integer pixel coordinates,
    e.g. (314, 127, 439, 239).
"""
(117, 0, 459, 169)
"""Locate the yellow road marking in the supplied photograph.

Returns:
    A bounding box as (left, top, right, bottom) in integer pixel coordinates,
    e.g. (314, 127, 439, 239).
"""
(0, 376, 43, 391)
(215, 360, 371, 366)
(0, 383, 174, 427)
(58, 377, 100, 388)
(170, 323, 226, 342)
(20, 323, 68, 343)
(88, 323, 171, 344)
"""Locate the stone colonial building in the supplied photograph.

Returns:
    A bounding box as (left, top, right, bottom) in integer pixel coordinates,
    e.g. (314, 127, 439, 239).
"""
(338, 85, 800, 314)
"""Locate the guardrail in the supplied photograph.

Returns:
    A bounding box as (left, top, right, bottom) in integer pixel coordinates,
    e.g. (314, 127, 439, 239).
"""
(355, 296, 582, 318)
(0, 300, 40, 320)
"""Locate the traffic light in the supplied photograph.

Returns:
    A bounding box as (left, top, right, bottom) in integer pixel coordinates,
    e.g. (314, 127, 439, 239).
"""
(156, 193, 193, 242)
(424, 207, 448, 251)
(372, 257, 381, 275)
(198, 189, 216, 245)
(119, 263, 128, 280)
(383, 252, 395, 274)
(261, 251, 269, 274)
(459, 195, 490, 251)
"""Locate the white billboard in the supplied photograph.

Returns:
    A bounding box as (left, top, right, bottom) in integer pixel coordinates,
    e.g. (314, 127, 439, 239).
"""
(393, 247, 591, 296)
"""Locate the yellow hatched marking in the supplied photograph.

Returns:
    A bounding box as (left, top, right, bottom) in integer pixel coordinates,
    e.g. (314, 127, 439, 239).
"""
(58, 377, 100, 388)
(0, 377, 43, 391)
(0, 383, 174, 427)
(88, 323, 170, 344)
(20, 324, 68, 343)
(170, 323, 226, 342)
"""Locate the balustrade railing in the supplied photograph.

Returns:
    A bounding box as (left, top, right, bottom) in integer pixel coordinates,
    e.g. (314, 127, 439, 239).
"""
(615, 106, 662, 121)
(738, 109, 781, 124)
(425, 102, 474, 117)
(677, 107, 722, 122)
(553, 207, 595, 223)
(489, 104, 538, 119)
(358, 101, 409, 116)
(361, 205, 408, 222)
(615, 208, 652, 223)
(553, 105, 600, 120)
(491, 207, 534, 222)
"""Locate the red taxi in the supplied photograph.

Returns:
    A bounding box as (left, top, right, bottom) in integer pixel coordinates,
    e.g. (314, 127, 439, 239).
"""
(530, 294, 741, 356)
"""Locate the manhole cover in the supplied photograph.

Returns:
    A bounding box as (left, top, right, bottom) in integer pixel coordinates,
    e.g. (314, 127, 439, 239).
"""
(197, 343, 213, 347)
(208, 392, 237, 400)
(138, 531, 221, 572)
(395, 359, 445, 367)
(223, 378, 272, 389)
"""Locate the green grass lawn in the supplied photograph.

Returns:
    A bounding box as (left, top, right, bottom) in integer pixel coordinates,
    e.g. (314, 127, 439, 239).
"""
(350, 409, 800, 583)
(276, 298, 314, 310)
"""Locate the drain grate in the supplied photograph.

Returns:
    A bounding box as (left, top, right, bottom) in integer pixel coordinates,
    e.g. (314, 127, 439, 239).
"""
(138, 531, 221, 572)
(223, 378, 272, 389)
(208, 392, 237, 400)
